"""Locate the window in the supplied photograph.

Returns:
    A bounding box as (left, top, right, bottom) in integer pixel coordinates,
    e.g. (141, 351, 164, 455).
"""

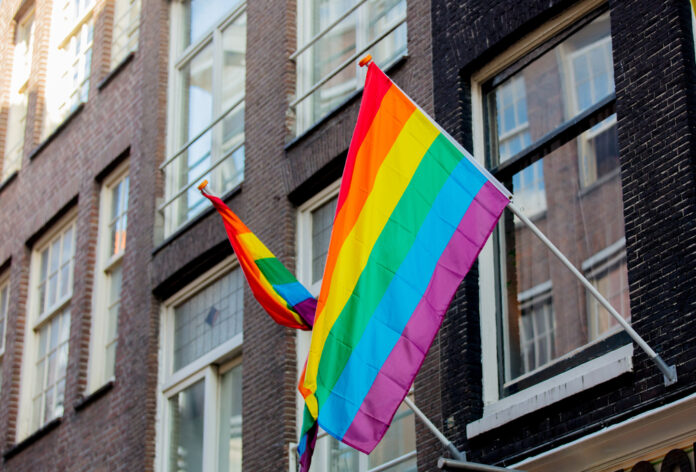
(3, 11, 34, 180)
(295, 183, 417, 472)
(478, 11, 630, 393)
(18, 211, 76, 438)
(159, 259, 243, 472)
(88, 163, 129, 391)
(44, 0, 95, 137)
(293, 0, 407, 135)
(517, 283, 554, 375)
(583, 239, 629, 341)
(161, 0, 246, 237)
(110, 0, 141, 69)
(0, 273, 9, 397)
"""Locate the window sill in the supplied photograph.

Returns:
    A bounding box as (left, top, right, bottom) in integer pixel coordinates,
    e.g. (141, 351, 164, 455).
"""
(28, 103, 86, 162)
(0, 170, 18, 194)
(577, 167, 621, 198)
(98, 51, 135, 91)
(74, 379, 115, 411)
(3, 417, 62, 461)
(152, 183, 242, 256)
(466, 344, 634, 438)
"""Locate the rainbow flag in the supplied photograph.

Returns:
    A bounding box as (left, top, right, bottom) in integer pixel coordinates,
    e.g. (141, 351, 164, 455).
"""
(298, 62, 511, 467)
(201, 188, 315, 330)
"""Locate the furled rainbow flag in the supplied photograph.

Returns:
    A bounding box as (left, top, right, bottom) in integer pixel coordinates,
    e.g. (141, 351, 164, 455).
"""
(200, 184, 315, 330)
(298, 61, 511, 468)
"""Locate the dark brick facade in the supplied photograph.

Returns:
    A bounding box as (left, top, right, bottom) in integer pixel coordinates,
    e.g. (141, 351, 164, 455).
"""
(1, 0, 694, 471)
(428, 0, 696, 469)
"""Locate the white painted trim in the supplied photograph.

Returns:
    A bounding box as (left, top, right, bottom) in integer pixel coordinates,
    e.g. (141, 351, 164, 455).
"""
(581, 237, 625, 272)
(517, 280, 553, 303)
(466, 344, 633, 438)
(161, 334, 242, 394)
(156, 256, 242, 471)
(87, 162, 130, 393)
(18, 207, 78, 440)
(0, 272, 9, 357)
(510, 391, 696, 472)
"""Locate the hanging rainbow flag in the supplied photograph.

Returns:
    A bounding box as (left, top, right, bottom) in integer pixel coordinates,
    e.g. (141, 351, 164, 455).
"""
(200, 184, 315, 330)
(298, 61, 511, 468)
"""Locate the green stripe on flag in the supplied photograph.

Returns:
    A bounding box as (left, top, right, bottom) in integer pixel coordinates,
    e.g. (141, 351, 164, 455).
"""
(314, 134, 463, 411)
(256, 258, 299, 286)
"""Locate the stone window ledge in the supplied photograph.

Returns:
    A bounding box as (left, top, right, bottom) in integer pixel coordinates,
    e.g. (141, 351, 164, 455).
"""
(467, 344, 634, 438)
(3, 417, 62, 461)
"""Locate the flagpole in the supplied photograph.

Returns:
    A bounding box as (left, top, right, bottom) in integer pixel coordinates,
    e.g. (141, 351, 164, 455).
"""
(402, 396, 466, 461)
(507, 202, 677, 386)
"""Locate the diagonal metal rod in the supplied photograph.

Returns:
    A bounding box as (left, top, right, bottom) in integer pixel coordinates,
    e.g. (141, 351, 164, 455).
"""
(438, 458, 525, 471)
(507, 202, 677, 386)
(402, 396, 466, 461)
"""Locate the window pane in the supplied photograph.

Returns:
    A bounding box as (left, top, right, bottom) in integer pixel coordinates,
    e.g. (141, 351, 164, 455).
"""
(368, 401, 417, 471)
(295, 0, 407, 135)
(111, 0, 140, 68)
(173, 269, 244, 371)
(311, 197, 338, 284)
(487, 13, 613, 167)
(499, 134, 628, 381)
(0, 284, 8, 351)
(34, 308, 70, 428)
(183, 0, 241, 50)
(218, 365, 242, 472)
(330, 439, 360, 472)
(110, 176, 129, 257)
(169, 380, 205, 472)
(221, 16, 246, 108)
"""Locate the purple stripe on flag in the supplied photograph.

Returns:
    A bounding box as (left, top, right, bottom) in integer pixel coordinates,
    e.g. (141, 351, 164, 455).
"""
(294, 297, 318, 327)
(340, 181, 509, 453)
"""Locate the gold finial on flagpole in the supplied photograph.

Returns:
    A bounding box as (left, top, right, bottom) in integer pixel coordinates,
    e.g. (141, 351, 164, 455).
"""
(359, 54, 372, 67)
(197, 179, 209, 191)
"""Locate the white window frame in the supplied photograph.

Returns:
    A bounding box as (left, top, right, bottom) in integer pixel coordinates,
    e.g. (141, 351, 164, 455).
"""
(0, 272, 9, 358)
(0, 271, 9, 398)
(156, 256, 243, 472)
(87, 161, 129, 393)
(517, 282, 554, 375)
(294, 181, 417, 472)
(43, 0, 95, 138)
(110, 0, 141, 69)
(3, 10, 35, 180)
(582, 238, 629, 342)
(17, 208, 78, 440)
(469, 0, 633, 435)
(293, 0, 408, 135)
(161, 1, 246, 238)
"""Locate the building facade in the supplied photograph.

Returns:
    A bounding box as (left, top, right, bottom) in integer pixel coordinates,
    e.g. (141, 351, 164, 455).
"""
(0, 0, 693, 471)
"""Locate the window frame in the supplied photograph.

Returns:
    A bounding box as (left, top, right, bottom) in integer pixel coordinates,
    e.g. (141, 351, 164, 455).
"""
(87, 161, 130, 393)
(3, 9, 35, 181)
(294, 181, 417, 472)
(156, 256, 243, 472)
(18, 208, 78, 440)
(161, 1, 247, 238)
(469, 0, 634, 433)
(109, 0, 141, 69)
(43, 0, 96, 138)
(0, 272, 9, 358)
(293, 0, 408, 136)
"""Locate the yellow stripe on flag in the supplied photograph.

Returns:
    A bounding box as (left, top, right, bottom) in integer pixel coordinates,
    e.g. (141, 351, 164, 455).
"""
(303, 110, 439, 416)
(238, 232, 275, 260)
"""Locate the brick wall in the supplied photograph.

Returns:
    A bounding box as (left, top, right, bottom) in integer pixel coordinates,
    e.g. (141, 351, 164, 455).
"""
(0, 0, 167, 469)
(429, 0, 696, 467)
